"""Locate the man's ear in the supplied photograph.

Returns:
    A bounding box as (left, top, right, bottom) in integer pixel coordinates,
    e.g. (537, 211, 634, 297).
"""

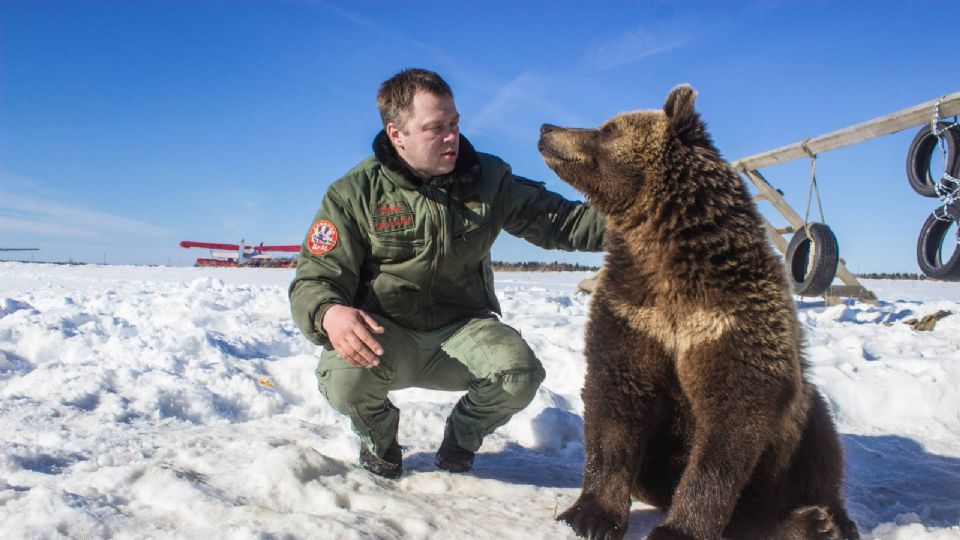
(663, 84, 697, 126)
(386, 122, 404, 150)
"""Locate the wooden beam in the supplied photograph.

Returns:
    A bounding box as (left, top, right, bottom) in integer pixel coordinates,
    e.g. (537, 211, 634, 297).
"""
(759, 213, 789, 255)
(826, 285, 878, 306)
(731, 91, 960, 171)
(742, 169, 807, 229)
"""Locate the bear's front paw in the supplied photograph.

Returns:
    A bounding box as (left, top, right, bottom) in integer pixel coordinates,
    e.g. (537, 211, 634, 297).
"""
(557, 496, 626, 540)
(646, 525, 698, 540)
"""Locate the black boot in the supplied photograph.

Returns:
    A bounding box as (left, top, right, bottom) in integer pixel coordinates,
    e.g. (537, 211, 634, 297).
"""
(359, 438, 402, 479)
(434, 417, 475, 473)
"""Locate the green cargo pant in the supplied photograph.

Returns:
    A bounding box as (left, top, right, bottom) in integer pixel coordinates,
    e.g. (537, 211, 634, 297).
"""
(316, 314, 546, 459)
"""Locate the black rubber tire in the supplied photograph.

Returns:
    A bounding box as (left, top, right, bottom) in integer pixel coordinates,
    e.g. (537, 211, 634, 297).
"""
(906, 122, 960, 198)
(786, 223, 840, 297)
(916, 204, 960, 281)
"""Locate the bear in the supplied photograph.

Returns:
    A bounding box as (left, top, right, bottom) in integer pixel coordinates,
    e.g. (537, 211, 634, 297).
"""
(537, 85, 859, 540)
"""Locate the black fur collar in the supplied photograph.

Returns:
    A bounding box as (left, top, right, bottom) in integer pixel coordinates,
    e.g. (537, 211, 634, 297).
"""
(372, 130, 481, 188)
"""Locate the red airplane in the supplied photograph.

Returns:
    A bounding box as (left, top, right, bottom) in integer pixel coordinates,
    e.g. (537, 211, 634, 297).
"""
(179, 240, 300, 268)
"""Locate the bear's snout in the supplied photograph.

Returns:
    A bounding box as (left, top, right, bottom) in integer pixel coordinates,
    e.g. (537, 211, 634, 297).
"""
(537, 126, 594, 171)
(536, 131, 556, 157)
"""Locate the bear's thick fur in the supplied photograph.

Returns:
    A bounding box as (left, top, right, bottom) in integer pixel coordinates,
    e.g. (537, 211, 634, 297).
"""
(538, 85, 858, 540)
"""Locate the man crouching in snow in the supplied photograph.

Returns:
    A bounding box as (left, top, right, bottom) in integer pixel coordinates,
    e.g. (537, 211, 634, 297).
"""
(289, 68, 605, 479)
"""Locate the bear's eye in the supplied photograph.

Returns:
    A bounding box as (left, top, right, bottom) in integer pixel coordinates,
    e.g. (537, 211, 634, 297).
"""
(600, 124, 617, 137)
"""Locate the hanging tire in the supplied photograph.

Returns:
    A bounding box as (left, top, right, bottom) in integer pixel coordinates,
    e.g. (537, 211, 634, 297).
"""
(916, 204, 960, 280)
(786, 223, 839, 296)
(906, 122, 960, 198)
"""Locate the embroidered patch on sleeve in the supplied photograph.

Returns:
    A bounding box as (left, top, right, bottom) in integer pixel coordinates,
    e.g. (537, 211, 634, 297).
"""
(307, 220, 339, 255)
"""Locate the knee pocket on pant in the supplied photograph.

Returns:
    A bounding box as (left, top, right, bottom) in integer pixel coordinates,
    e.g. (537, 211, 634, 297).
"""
(316, 362, 393, 411)
(493, 368, 545, 409)
(450, 318, 543, 375)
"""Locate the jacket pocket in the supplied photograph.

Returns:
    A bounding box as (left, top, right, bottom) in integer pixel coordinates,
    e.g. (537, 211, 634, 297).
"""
(370, 237, 424, 263)
(455, 220, 490, 242)
(371, 272, 423, 324)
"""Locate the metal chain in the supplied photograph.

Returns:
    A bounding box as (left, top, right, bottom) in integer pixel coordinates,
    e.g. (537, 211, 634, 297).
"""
(933, 205, 960, 245)
(931, 96, 960, 222)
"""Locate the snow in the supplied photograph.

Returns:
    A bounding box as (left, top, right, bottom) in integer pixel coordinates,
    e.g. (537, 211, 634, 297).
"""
(0, 262, 958, 539)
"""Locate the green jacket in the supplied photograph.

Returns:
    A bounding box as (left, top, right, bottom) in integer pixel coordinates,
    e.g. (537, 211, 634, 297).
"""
(289, 132, 605, 346)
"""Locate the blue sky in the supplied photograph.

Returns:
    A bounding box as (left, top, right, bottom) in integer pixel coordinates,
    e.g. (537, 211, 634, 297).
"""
(2, 0, 959, 272)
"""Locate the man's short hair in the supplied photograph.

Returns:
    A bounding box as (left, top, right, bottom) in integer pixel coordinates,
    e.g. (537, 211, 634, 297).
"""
(377, 68, 453, 129)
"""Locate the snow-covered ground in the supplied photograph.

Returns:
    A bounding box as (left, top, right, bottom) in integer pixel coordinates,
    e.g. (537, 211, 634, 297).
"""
(0, 262, 958, 539)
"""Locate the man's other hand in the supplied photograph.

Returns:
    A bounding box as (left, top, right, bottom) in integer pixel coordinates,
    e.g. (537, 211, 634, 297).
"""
(321, 305, 385, 368)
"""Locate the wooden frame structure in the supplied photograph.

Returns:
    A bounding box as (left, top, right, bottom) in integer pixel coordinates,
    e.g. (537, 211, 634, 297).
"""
(730, 92, 960, 305)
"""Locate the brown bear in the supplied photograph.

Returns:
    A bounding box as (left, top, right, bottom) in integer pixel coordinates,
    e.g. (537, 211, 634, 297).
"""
(537, 85, 859, 540)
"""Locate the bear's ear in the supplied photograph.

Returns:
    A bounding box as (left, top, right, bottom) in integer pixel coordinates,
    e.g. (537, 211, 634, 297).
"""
(663, 84, 716, 155)
(663, 84, 697, 128)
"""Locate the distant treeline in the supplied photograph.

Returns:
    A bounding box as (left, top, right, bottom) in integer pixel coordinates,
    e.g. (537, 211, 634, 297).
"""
(492, 261, 600, 272)
(490, 263, 931, 279)
(855, 272, 927, 280)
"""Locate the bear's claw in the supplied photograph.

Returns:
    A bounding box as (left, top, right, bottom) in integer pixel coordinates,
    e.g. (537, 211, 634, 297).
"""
(646, 524, 699, 540)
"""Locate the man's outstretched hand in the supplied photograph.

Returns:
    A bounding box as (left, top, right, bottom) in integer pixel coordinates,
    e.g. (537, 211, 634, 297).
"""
(321, 305, 385, 368)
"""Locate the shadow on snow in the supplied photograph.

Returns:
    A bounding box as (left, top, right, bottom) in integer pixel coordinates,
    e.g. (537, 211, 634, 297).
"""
(842, 433, 960, 530)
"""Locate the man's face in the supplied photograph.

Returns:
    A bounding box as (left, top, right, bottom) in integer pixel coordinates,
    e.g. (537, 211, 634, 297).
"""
(387, 91, 460, 179)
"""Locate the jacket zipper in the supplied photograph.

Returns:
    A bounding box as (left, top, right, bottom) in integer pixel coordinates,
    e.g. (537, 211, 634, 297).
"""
(425, 186, 446, 328)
